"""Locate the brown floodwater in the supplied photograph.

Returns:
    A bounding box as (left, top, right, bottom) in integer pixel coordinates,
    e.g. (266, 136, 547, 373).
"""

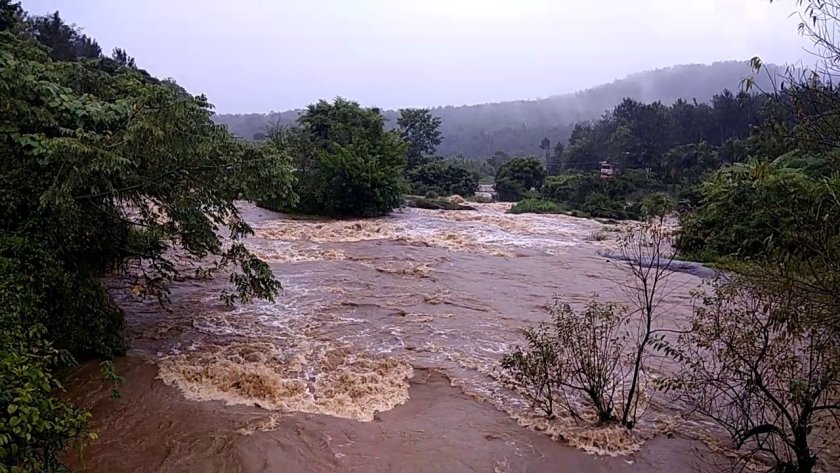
(65, 202, 729, 472)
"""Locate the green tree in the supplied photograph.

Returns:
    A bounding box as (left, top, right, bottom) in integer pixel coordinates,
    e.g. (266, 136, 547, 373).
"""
(1, 24, 293, 469)
(487, 150, 512, 174)
(110, 47, 135, 67)
(406, 161, 479, 197)
(0, 1, 22, 32)
(539, 137, 551, 161)
(265, 98, 406, 217)
(397, 108, 442, 169)
(546, 142, 565, 176)
(494, 157, 547, 202)
(25, 11, 102, 61)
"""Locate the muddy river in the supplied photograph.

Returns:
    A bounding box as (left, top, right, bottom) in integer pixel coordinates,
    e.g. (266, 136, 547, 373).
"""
(66, 202, 723, 472)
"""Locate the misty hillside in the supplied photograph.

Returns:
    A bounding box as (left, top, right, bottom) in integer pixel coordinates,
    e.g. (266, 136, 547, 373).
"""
(214, 60, 781, 157)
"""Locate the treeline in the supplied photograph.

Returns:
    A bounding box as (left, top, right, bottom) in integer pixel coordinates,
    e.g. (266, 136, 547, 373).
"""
(499, 2, 840, 470)
(481, 90, 768, 219)
(215, 61, 781, 158)
(502, 65, 840, 470)
(1, 4, 296, 470)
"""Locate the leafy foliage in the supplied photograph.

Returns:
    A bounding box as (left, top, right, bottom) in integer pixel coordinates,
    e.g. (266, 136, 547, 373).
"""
(673, 277, 840, 473)
(538, 171, 647, 220)
(494, 157, 547, 202)
(676, 159, 839, 261)
(1, 10, 293, 469)
(397, 108, 442, 168)
(405, 160, 479, 197)
(0, 325, 91, 473)
(261, 98, 406, 217)
(501, 299, 628, 422)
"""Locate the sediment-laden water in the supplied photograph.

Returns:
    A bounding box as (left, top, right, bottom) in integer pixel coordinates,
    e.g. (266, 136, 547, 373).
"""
(66, 202, 727, 472)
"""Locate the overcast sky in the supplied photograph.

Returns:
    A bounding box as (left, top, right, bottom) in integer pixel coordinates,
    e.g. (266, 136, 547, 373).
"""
(22, 0, 810, 113)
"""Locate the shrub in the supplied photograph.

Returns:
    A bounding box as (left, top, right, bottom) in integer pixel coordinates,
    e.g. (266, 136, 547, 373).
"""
(541, 172, 599, 204)
(676, 162, 836, 261)
(0, 325, 91, 472)
(673, 277, 840, 473)
(501, 299, 628, 422)
(509, 198, 565, 214)
(582, 193, 629, 219)
(586, 230, 610, 241)
(495, 157, 547, 202)
(638, 193, 675, 218)
(499, 324, 560, 418)
(406, 161, 479, 197)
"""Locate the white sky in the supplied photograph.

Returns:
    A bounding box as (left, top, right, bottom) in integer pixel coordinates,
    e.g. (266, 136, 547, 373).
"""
(22, 0, 811, 113)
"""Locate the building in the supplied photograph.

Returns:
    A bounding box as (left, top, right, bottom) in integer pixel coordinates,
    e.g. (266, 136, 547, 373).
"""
(600, 161, 616, 180)
(476, 184, 497, 200)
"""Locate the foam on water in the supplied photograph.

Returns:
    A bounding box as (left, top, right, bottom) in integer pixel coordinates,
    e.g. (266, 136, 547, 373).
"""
(158, 340, 413, 422)
(154, 202, 708, 457)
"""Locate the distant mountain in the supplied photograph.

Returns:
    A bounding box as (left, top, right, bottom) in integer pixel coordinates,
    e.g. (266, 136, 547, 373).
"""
(214, 60, 782, 158)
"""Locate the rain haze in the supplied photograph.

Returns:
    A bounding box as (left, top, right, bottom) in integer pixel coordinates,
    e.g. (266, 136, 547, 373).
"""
(20, 0, 810, 114)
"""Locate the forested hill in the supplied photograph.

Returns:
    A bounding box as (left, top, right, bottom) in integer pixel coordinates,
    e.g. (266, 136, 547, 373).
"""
(214, 60, 781, 157)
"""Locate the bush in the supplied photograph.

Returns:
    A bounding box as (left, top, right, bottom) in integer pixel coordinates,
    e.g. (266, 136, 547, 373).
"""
(541, 172, 599, 204)
(495, 157, 547, 202)
(406, 161, 479, 197)
(676, 162, 837, 261)
(540, 171, 643, 220)
(582, 192, 629, 219)
(501, 299, 627, 422)
(1, 325, 91, 472)
(587, 230, 610, 241)
(509, 198, 565, 214)
(637, 193, 675, 219)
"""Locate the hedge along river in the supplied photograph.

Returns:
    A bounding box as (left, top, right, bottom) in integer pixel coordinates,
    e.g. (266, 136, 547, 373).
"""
(65, 201, 720, 473)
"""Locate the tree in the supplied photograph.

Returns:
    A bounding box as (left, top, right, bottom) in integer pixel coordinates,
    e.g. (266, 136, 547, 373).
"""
(539, 137, 551, 161)
(494, 157, 547, 202)
(1, 24, 293, 469)
(406, 161, 479, 197)
(111, 47, 135, 68)
(0, 0, 22, 32)
(397, 108, 442, 168)
(26, 12, 102, 61)
(613, 218, 678, 428)
(673, 277, 840, 473)
(501, 299, 627, 422)
(501, 219, 678, 428)
(487, 150, 512, 174)
(546, 142, 565, 176)
(264, 98, 406, 217)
